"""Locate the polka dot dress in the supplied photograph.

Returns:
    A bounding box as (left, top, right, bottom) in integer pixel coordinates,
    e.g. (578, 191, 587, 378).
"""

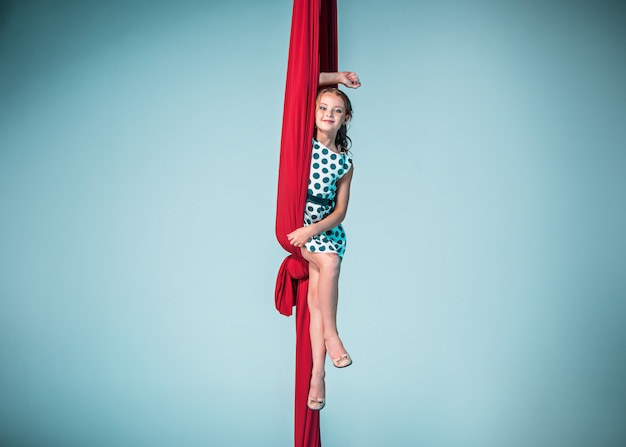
(304, 139, 353, 258)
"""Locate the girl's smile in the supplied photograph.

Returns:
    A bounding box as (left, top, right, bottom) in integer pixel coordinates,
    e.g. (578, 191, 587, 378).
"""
(315, 93, 349, 136)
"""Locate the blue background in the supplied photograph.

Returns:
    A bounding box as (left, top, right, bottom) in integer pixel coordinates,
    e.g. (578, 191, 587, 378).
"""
(1, 0, 624, 446)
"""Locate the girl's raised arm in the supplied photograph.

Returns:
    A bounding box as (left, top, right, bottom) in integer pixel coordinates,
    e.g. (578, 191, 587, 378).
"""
(319, 72, 361, 89)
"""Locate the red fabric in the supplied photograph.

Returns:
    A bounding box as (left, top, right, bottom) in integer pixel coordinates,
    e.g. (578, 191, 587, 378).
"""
(275, 0, 337, 445)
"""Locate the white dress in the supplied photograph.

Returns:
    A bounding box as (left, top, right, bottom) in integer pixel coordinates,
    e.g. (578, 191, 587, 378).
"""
(303, 139, 353, 258)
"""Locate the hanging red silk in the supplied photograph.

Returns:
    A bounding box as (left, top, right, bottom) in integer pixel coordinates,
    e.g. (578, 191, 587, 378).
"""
(274, 0, 337, 445)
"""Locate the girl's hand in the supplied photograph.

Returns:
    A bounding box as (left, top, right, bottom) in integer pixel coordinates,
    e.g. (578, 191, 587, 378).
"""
(339, 71, 361, 89)
(287, 226, 314, 248)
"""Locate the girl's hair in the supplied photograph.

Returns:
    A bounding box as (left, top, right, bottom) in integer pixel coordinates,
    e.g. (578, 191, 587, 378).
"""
(316, 87, 353, 153)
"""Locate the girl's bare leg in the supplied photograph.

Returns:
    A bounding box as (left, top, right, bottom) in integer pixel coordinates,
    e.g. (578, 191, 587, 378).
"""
(306, 259, 326, 407)
(302, 249, 348, 363)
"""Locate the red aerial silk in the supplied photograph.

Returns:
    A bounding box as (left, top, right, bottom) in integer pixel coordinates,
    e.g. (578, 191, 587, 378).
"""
(274, 0, 337, 445)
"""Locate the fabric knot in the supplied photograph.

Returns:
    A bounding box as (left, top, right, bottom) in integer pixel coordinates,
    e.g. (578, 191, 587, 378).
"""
(275, 254, 309, 316)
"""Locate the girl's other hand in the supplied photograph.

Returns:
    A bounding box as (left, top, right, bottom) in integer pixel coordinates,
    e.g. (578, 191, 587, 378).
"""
(340, 71, 361, 89)
(287, 227, 313, 247)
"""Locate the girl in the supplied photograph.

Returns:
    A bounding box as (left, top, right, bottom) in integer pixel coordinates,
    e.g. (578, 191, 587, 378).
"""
(287, 71, 361, 411)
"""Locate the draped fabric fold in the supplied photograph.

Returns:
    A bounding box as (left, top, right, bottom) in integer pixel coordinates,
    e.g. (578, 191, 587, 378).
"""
(274, 0, 337, 445)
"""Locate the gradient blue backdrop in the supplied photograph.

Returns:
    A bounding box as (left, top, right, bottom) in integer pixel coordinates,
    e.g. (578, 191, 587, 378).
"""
(1, 1, 624, 446)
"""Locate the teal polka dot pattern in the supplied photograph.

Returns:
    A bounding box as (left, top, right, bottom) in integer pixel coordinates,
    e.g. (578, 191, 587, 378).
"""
(304, 139, 353, 258)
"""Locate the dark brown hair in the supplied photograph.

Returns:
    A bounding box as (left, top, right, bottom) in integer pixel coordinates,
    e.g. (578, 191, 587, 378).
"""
(316, 87, 353, 153)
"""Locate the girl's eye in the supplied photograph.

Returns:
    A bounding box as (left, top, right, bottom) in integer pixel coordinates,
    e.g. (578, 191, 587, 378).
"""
(319, 106, 326, 110)
(335, 109, 343, 114)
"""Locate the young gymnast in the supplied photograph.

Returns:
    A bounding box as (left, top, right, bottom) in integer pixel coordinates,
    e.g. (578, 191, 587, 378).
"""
(287, 71, 361, 411)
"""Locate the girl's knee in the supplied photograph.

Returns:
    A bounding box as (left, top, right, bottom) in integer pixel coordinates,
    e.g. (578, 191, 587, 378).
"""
(317, 253, 340, 274)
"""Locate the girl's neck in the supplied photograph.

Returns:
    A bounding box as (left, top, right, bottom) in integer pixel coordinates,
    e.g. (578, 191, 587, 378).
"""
(315, 131, 337, 151)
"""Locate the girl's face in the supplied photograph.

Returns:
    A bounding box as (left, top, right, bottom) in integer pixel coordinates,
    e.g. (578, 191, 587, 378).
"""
(315, 93, 349, 136)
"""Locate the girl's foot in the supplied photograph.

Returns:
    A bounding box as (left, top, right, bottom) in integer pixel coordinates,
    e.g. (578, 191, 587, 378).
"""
(325, 336, 352, 368)
(331, 352, 352, 368)
(326, 335, 352, 368)
(307, 373, 326, 411)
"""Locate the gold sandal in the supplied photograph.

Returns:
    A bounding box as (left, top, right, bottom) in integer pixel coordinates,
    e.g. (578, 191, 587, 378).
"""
(331, 352, 352, 368)
(307, 395, 326, 411)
